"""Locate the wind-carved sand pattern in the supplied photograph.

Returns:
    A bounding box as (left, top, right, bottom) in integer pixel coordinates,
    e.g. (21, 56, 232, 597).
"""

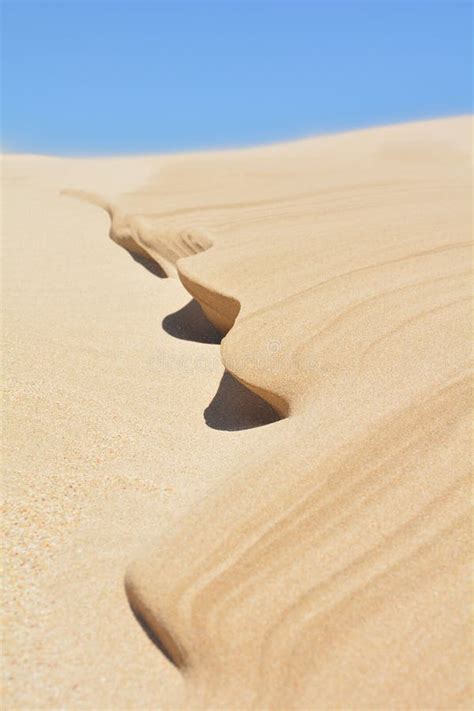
(75, 118, 472, 709)
(62, 188, 214, 278)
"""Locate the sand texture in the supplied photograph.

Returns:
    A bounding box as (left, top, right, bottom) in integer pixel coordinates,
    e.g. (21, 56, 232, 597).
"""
(3, 117, 473, 709)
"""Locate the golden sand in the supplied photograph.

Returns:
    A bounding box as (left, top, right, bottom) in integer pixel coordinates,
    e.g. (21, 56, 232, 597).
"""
(3, 117, 472, 709)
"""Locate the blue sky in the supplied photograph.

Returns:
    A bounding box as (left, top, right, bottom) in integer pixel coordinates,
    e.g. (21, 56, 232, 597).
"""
(2, 1, 472, 155)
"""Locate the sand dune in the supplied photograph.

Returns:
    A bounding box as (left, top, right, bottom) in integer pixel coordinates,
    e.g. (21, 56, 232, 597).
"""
(3, 117, 473, 709)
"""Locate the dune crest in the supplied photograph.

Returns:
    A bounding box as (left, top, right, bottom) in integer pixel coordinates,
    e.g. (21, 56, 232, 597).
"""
(6, 119, 471, 709)
(99, 118, 472, 708)
(63, 187, 215, 278)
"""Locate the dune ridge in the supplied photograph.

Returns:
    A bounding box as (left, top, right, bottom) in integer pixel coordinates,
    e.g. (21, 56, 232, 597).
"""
(75, 117, 472, 708)
(62, 187, 215, 278)
(3, 117, 472, 710)
(68, 117, 473, 417)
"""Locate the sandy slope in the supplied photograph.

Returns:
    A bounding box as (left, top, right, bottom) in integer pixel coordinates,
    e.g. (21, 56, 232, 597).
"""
(2, 156, 277, 709)
(2, 117, 473, 709)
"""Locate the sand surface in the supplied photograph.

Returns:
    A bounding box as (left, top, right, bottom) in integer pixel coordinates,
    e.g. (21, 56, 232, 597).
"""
(2, 118, 472, 709)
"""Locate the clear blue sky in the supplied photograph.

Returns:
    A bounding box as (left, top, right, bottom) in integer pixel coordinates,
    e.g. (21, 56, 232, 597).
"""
(1, 1, 472, 155)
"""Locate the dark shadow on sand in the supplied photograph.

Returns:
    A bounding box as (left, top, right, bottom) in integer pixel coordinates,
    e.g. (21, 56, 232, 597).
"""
(130, 252, 167, 278)
(162, 299, 222, 344)
(128, 602, 183, 670)
(204, 371, 281, 431)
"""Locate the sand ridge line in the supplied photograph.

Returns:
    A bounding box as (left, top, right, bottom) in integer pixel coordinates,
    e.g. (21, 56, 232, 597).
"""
(55, 119, 472, 708)
(62, 187, 215, 279)
(117, 119, 472, 708)
(62, 186, 288, 417)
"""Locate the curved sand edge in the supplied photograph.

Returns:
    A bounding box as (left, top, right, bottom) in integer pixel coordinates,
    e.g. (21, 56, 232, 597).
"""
(108, 118, 472, 707)
(4, 118, 472, 709)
